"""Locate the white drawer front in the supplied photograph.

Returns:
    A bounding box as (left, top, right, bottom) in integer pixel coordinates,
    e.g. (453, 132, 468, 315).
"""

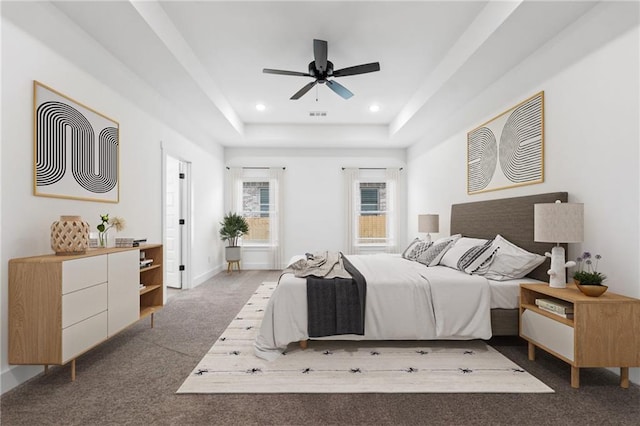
(62, 256, 108, 294)
(62, 311, 108, 362)
(62, 283, 108, 329)
(522, 310, 574, 362)
(107, 250, 140, 335)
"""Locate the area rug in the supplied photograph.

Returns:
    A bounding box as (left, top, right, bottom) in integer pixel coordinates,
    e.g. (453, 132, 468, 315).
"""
(177, 282, 553, 394)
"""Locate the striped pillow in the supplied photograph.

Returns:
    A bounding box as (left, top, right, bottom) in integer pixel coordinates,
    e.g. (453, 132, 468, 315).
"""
(457, 240, 497, 274)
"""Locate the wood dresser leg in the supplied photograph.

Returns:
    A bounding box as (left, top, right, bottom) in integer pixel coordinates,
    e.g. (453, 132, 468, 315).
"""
(71, 359, 76, 382)
(570, 366, 580, 388)
(527, 342, 535, 361)
(299, 340, 308, 350)
(620, 367, 629, 388)
(44, 365, 49, 375)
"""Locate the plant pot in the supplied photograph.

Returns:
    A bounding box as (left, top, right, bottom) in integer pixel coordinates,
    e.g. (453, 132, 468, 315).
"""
(574, 279, 608, 297)
(225, 246, 241, 262)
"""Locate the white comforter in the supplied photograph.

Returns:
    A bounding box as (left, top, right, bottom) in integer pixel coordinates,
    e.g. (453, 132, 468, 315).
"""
(255, 254, 492, 360)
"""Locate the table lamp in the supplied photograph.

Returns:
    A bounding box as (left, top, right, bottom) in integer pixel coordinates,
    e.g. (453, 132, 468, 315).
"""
(418, 214, 439, 243)
(534, 200, 584, 288)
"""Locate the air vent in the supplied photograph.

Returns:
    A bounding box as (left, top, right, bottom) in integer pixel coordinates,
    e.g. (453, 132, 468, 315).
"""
(309, 111, 327, 117)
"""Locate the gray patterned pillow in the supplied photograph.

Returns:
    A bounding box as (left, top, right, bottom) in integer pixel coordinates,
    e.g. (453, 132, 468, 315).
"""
(408, 241, 432, 261)
(457, 240, 497, 274)
(416, 235, 460, 266)
(401, 238, 424, 260)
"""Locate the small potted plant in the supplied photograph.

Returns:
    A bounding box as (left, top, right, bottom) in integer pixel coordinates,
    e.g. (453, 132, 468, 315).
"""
(219, 212, 249, 262)
(573, 252, 607, 296)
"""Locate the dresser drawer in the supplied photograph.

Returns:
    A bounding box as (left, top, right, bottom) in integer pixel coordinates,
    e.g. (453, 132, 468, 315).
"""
(62, 283, 108, 329)
(62, 311, 108, 363)
(62, 256, 108, 294)
(521, 310, 574, 362)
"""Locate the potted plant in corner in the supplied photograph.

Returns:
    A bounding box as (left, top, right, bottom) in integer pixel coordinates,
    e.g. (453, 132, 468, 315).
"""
(219, 212, 249, 263)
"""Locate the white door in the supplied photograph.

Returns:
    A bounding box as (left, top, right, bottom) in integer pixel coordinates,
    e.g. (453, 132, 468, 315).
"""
(165, 156, 182, 289)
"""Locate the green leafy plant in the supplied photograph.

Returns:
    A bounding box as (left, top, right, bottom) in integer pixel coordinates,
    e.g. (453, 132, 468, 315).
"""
(219, 212, 249, 247)
(573, 252, 606, 285)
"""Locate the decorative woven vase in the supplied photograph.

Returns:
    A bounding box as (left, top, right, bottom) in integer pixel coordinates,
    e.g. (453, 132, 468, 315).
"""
(51, 215, 90, 255)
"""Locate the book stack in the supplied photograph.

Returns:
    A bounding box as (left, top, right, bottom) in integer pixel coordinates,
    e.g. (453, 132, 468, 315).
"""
(133, 238, 147, 247)
(115, 237, 134, 248)
(535, 298, 574, 319)
(140, 259, 153, 269)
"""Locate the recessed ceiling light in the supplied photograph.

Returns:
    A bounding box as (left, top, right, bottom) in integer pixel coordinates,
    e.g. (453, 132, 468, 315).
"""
(369, 104, 380, 113)
(256, 103, 266, 111)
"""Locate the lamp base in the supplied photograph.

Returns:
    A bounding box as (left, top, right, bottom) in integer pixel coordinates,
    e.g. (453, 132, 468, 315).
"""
(548, 246, 567, 289)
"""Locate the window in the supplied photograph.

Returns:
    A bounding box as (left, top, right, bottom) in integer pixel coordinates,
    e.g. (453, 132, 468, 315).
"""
(226, 167, 285, 268)
(358, 183, 386, 244)
(242, 181, 270, 243)
(345, 168, 402, 254)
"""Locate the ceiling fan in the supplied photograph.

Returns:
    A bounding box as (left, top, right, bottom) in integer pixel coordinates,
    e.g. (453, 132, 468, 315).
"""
(263, 39, 380, 100)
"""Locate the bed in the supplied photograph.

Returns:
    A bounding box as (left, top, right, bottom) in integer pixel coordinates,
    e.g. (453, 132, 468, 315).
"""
(255, 192, 568, 360)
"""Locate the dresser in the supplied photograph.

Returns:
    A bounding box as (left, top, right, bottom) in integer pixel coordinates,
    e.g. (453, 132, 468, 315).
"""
(9, 245, 163, 380)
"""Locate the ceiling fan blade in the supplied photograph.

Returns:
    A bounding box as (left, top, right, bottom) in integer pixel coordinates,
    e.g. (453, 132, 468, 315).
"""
(313, 39, 328, 73)
(263, 68, 312, 77)
(326, 80, 354, 99)
(290, 81, 317, 100)
(332, 62, 380, 77)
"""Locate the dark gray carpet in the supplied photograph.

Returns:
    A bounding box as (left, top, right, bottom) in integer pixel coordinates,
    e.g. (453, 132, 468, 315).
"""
(2, 270, 639, 425)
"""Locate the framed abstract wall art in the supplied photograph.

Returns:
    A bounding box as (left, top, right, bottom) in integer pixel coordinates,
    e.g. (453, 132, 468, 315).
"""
(467, 91, 544, 194)
(33, 81, 119, 203)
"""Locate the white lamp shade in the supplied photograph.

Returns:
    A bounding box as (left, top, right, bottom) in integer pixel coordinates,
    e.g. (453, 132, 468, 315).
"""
(534, 201, 584, 243)
(418, 214, 439, 233)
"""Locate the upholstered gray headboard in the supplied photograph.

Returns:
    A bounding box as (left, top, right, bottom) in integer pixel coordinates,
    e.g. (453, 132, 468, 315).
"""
(450, 192, 569, 282)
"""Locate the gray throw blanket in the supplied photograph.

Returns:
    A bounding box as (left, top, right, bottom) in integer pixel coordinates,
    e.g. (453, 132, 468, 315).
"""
(284, 251, 352, 279)
(304, 253, 367, 338)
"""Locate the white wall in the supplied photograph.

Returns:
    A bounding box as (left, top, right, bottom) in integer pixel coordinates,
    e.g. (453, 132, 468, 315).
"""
(225, 148, 406, 268)
(0, 18, 225, 393)
(407, 9, 640, 384)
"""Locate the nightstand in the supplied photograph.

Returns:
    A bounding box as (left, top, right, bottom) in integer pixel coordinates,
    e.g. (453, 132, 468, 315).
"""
(519, 283, 640, 388)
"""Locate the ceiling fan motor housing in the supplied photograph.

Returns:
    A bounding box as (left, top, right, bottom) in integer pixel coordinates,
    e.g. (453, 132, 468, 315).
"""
(309, 60, 333, 82)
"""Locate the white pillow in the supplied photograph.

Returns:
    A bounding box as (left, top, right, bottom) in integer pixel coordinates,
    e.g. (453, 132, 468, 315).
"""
(483, 234, 545, 280)
(439, 237, 490, 269)
(416, 234, 461, 266)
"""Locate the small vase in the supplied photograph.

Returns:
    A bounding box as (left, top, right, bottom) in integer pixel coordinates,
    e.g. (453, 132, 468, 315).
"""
(98, 231, 108, 248)
(51, 215, 90, 255)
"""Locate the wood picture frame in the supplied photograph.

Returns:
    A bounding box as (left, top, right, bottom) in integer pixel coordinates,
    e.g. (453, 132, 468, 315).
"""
(33, 81, 119, 203)
(467, 91, 544, 194)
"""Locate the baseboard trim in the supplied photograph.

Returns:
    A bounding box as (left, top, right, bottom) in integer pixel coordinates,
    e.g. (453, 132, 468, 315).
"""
(192, 265, 224, 287)
(1, 364, 43, 395)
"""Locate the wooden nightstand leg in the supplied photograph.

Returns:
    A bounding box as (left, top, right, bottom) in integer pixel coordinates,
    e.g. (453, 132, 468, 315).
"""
(44, 365, 49, 375)
(71, 359, 76, 382)
(620, 367, 629, 388)
(570, 366, 580, 388)
(528, 342, 535, 361)
(150, 312, 155, 328)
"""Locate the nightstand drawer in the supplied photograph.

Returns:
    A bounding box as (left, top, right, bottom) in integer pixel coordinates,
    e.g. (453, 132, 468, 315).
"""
(521, 310, 574, 362)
